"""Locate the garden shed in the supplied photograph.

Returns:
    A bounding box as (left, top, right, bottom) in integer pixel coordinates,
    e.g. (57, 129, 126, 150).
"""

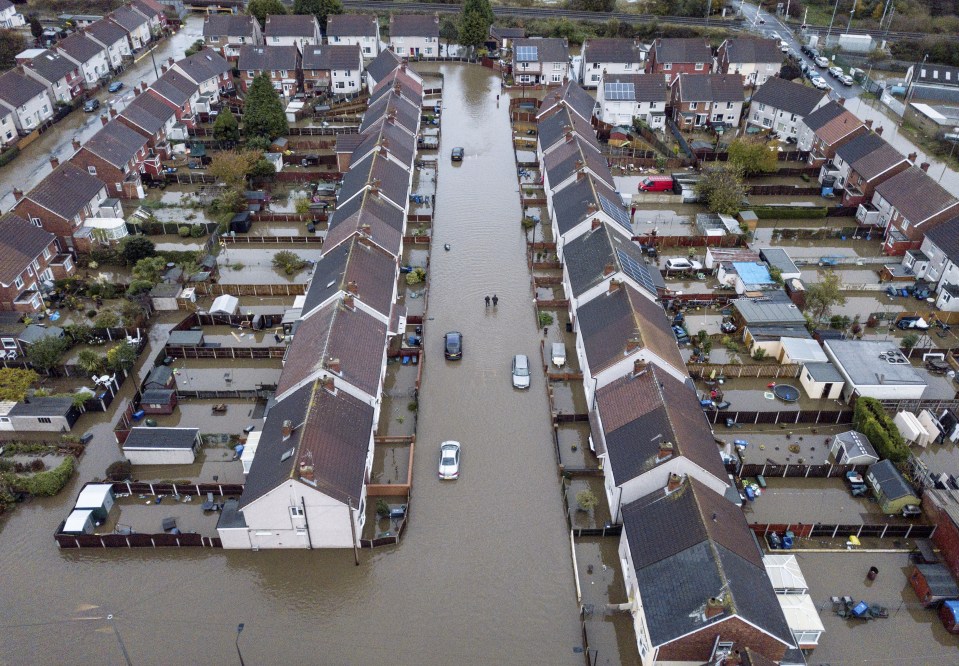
(17, 324, 64, 347)
(167, 330, 204, 346)
(140, 388, 177, 415)
(149, 283, 182, 311)
(230, 211, 252, 233)
(74, 483, 115, 521)
(829, 430, 879, 465)
(910, 563, 959, 607)
(121, 427, 201, 465)
(800, 361, 845, 400)
(62, 509, 95, 535)
(210, 294, 239, 315)
(144, 365, 175, 390)
(867, 459, 921, 514)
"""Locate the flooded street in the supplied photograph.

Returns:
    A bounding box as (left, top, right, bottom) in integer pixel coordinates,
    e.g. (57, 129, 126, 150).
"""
(0, 18, 204, 212)
(0, 64, 581, 664)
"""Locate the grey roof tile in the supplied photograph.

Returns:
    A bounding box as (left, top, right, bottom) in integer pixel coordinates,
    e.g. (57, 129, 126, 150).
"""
(676, 73, 745, 103)
(202, 14, 257, 38)
(875, 166, 959, 224)
(603, 73, 667, 104)
(0, 214, 55, 285)
(302, 44, 362, 71)
(238, 44, 300, 72)
(57, 33, 105, 64)
(21, 163, 104, 221)
(751, 77, 825, 116)
(365, 48, 403, 85)
(514, 37, 569, 64)
(327, 13, 379, 37)
(264, 14, 319, 38)
(653, 38, 711, 65)
(721, 37, 782, 64)
(81, 121, 148, 168)
(0, 69, 48, 108)
(389, 13, 439, 38)
(303, 234, 397, 318)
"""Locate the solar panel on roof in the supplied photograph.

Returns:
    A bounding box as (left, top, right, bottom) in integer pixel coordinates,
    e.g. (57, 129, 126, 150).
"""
(516, 45, 538, 62)
(598, 193, 631, 231)
(616, 247, 658, 295)
(605, 82, 635, 101)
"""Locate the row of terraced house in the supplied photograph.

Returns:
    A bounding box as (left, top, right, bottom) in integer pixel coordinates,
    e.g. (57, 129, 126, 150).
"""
(0, 0, 169, 150)
(214, 56, 426, 549)
(0, 47, 233, 312)
(537, 79, 807, 665)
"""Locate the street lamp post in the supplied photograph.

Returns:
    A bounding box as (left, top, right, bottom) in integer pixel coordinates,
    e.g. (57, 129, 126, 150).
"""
(845, 9, 855, 33)
(235, 623, 245, 666)
(826, 0, 842, 42)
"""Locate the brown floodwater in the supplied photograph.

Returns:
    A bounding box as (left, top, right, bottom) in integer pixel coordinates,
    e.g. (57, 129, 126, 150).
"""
(0, 64, 583, 664)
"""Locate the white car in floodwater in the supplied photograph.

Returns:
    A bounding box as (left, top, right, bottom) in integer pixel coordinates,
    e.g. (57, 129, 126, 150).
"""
(438, 441, 461, 480)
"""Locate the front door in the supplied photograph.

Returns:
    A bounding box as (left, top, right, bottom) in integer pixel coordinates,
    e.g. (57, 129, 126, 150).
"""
(695, 114, 706, 126)
(821, 383, 834, 399)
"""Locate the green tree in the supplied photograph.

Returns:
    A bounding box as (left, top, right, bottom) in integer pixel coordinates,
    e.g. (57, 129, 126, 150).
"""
(780, 62, 802, 81)
(132, 256, 169, 284)
(804, 270, 846, 323)
(93, 310, 120, 329)
(248, 157, 276, 180)
(25, 336, 70, 374)
(247, 0, 286, 27)
(213, 108, 240, 144)
(75, 349, 106, 375)
(568, 0, 615, 11)
(463, 0, 494, 24)
(106, 341, 139, 375)
(695, 164, 746, 216)
(459, 10, 489, 50)
(28, 15, 43, 42)
(0, 368, 39, 401)
(728, 137, 778, 175)
(293, 0, 343, 27)
(120, 236, 156, 265)
(184, 39, 205, 57)
(209, 149, 262, 189)
(0, 28, 26, 70)
(243, 74, 288, 140)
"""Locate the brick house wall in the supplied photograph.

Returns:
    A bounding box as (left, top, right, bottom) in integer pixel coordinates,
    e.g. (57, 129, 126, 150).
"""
(0, 237, 69, 312)
(11, 198, 76, 250)
(70, 149, 143, 199)
(842, 160, 911, 207)
(303, 69, 330, 91)
(933, 506, 959, 581)
(655, 616, 788, 664)
(808, 125, 869, 166)
(648, 57, 707, 84)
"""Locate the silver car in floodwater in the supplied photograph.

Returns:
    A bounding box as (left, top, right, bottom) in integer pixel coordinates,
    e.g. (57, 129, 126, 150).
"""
(512, 354, 531, 389)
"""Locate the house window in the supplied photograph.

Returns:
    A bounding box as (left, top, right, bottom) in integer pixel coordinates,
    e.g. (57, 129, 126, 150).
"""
(280, 70, 287, 77)
(271, 36, 279, 43)
(87, 166, 97, 176)
(753, 112, 760, 121)
(695, 63, 704, 71)
(689, 102, 697, 110)
(0, 417, 9, 423)
(247, 70, 254, 78)
(551, 74, 562, 82)
(42, 269, 53, 282)
(31, 217, 42, 227)
(726, 102, 733, 109)
(115, 182, 122, 192)
(289, 506, 304, 517)
(945, 292, 952, 303)
(625, 62, 632, 70)
(1, 338, 16, 349)
(663, 63, 671, 70)
(762, 118, 772, 127)
(336, 81, 344, 89)
(14, 276, 23, 289)
(553, 62, 562, 70)
(38, 417, 52, 424)
(425, 48, 433, 55)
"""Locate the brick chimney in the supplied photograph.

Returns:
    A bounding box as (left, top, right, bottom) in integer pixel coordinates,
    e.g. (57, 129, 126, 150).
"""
(608, 278, 622, 293)
(591, 217, 602, 230)
(705, 596, 725, 620)
(369, 178, 381, 197)
(908, 152, 917, 163)
(360, 223, 371, 237)
(72, 137, 81, 151)
(865, 119, 873, 129)
(666, 472, 683, 494)
(576, 170, 586, 182)
(133, 86, 140, 96)
(101, 114, 109, 126)
(586, 202, 597, 215)
(565, 131, 574, 143)
(876, 126, 884, 136)
(346, 280, 358, 295)
(325, 357, 341, 374)
(574, 159, 584, 172)
(281, 419, 293, 439)
(12, 188, 23, 201)
(836, 97, 845, 107)
(603, 261, 616, 277)
(49, 155, 59, 169)
(920, 162, 930, 172)
(657, 440, 674, 462)
(109, 107, 117, 118)
(140, 81, 147, 92)
(299, 462, 315, 483)
(342, 293, 355, 310)
(625, 335, 642, 353)
(168, 57, 174, 66)
(321, 375, 336, 394)
(161, 64, 167, 74)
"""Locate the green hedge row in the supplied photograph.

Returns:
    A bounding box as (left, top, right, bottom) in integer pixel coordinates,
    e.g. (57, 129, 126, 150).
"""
(5, 457, 76, 496)
(0, 146, 19, 168)
(750, 206, 828, 219)
(853, 397, 909, 462)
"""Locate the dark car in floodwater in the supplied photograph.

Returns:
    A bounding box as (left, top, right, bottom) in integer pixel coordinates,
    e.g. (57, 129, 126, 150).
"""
(444, 331, 463, 360)
(451, 147, 464, 162)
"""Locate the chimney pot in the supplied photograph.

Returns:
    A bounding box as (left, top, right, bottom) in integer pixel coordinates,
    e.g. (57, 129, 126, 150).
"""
(658, 440, 674, 461)
(608, 278, 622, 293)
(876, 126, 884, 136)
(100, 114, 108, 126)
(140, 81, 147, 92)
(281, 419, 293, 438)
(865, 119, 873, 129)
(346, 280, 358, 294)
(632, 358, 647, 375)
(625, 335, 642, 353)
(13, 187, 23, 201)
(168, 57, 174, 66)
(360, 223, 371, 236)
(603, 261, 615, 277)
(705, 596, 725, 619)
(134, 86, 140, 96)
(161, 64, 167, 73)
(591, 217, 602, 230)
(326, 356, 341, 374)
(908, 152, 917, 163)
(342, 293, 355, 310)
(574, 159, 584, 171)
(586, 202, 598, 214)
(321, 375, 335, 393)
(920, 162, 930, 172)
(666, 472, 683, 493)
(49, 155, 59, 169)
(109, 107, 117, 118)
(72, 137, 81, 151)
(299, 462, 315, 483)
(836, 97, 845, 107)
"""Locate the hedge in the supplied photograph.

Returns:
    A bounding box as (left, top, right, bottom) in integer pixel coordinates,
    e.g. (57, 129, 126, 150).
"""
(0, 146, 19, 168)
(5, 456, 76, 496)
(853, 397, 909, 462)
(749, 205, 828, 219)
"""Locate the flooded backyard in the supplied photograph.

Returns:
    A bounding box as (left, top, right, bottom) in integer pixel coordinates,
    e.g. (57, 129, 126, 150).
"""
(0, 64, 582, 664)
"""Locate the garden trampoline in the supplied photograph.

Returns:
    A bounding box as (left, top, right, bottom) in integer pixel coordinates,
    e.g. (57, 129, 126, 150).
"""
(773, 384, 800, 402)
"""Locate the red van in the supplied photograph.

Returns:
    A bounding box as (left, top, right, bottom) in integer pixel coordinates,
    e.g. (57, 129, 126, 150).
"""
(638, 175, 674, 192)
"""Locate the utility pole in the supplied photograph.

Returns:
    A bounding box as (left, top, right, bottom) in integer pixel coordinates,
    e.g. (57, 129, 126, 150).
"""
(826, 0, 841, 42)
(785, 0, 791, 21)
(879, 0, 892, 28)
(845, 8, 855, 34)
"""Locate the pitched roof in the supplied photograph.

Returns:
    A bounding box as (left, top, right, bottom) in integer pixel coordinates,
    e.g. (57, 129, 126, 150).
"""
(238, 44, 299, 72)
(621, 476, 794, 649)
(302, 234, 397, 319)
(537, 106, 600, 154)
(868, 459, 917, 501)
(264, 14, 319, 37)
(0, 214, 55, 285)
(85, 17, 128, 46)
(836, 132, 907, 181)
(813, 107, 866, 146)
(676, 73, 745, 103)
(326, 185, 405, 257)
(174, 49, 232, 84)
(552, 173, 631, 237)
(202, 14, 258, 38)
(352, 119, 417, 168)
(20, 163, 104, 221)
(359, 90, 420, 136)
(513, 37, 569, 64)
(302, 44, 362, 71)
(563, 221, 664, 299)
(913, 63, 959, 87)
(0, 69, 47, 108)
(579, 283, 684, 376)
(389, 13, 439, 38)
(130, 0, 163, 19)
(653, 38, 711, 64)
(751, 77, 825, 116)
(240, 379, 374, 508)
(108, 5, 149, 32)
(490, 25, 526, 40)
(80, 121, 148, 168)
(603, 73, 668, 104)
(123, 427, 198, 450)
(339, 150, 410, 210)
(276, 297, 387, 399)
(721, 37, 782, 64)
(327, 13, 378, 37)
(370, 66, 423, 105)
(543, 134, 613, 191)
(24, 50, 78, 83)
(8, 396, 74, 417)
(57, 32, 105, 63)
(150, 69, 198, 106)
(875, 166, 959, 224)
(121, 89, 175, 135)
(583, 38, 643, 64)
(538, 79, 594, 122)
(924, 217, 959, 263)
(365, 48, 403, 85)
